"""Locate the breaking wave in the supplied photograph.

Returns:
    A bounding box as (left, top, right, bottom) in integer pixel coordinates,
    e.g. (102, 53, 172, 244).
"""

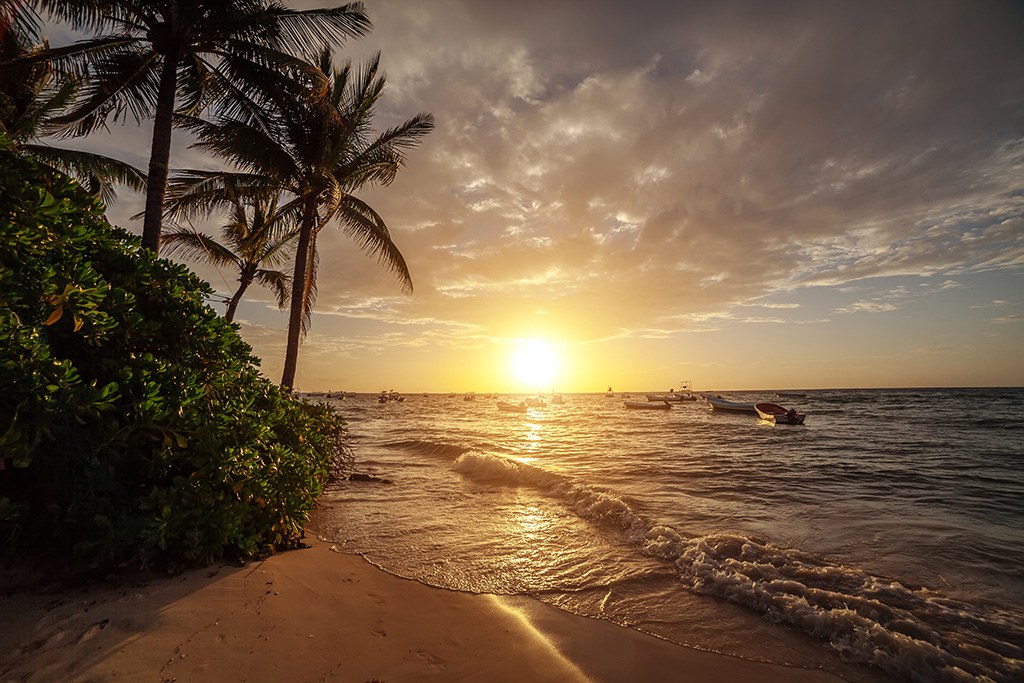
(452, 451, 1024, 682)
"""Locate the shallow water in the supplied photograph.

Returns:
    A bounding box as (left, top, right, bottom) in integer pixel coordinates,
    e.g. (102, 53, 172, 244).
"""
(307, 388, 1024, 682)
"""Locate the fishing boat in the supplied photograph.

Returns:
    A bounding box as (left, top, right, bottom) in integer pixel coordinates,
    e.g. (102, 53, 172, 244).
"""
(606, 387, 615, 397)
(550, 393, 564, 405)
(525, 397, 546, 408)
(755, 402, 806, 425)
(645, 392, 696, 402)
(624, 401, 672, 409)
(463, 392, 476, 401)
(497, 401, 528, 413)
(775, 391, 807, 399)
(703, 395, 759, 414)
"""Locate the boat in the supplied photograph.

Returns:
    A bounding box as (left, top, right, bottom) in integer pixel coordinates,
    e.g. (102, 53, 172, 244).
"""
(497, 401, 528, 413)
(624, 401, 671, 409)
(775, 391, 807, 399)
(463, 392, 476, 401)
(606, 386, 615, 397)
(550, 393, 564, 405)
(755, 402, 806, 425)
(646, 392, 696, 402)
(524, 397, 545, 408)
(703, 395, 759, 414)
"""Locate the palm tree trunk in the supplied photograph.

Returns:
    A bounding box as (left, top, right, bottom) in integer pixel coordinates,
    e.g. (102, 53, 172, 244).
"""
(141, 52, 180, 253)
(225, 280, 251, 323)
(281, 197, 317, 391)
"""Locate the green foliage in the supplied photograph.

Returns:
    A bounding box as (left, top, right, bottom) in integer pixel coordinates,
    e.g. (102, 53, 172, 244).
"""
(0, 137, 349, 573)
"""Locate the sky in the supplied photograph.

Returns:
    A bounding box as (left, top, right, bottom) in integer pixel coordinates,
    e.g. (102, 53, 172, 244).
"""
(47, 0, 1024, 393)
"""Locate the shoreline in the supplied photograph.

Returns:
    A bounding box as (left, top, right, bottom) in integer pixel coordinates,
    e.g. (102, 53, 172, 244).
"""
(0, 537, 890, 682)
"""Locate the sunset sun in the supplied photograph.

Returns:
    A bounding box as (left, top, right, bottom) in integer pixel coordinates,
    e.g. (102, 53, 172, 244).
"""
(511, 339, 559, 389)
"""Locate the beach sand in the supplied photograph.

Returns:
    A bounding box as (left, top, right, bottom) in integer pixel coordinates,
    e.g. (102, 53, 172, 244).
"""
(0, 537, 887, 682)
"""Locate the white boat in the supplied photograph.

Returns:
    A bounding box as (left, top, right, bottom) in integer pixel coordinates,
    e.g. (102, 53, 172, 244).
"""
(550, 393, 564, 404)
(703, 395, 758, 414)
(524, 397, 546, 408)
(624, 401, 671, 409)
(497, 401, 528, 413)
(645, 392, 696, 402)
(755, 402, 806, 425)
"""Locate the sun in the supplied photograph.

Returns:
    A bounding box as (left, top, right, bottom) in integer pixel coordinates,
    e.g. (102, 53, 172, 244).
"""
(511, 339, 559, 389)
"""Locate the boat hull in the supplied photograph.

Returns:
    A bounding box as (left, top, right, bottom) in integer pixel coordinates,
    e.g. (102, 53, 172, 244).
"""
(704, 396, 759, 414)
(755, 402, 806, 425)
(624, 401, 671, 409)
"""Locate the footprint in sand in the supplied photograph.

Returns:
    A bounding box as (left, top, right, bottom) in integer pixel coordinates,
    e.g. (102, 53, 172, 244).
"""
(415, 651, 447, 671)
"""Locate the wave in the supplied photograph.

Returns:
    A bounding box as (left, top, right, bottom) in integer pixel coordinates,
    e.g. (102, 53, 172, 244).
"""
(451, 451, 1024, 683)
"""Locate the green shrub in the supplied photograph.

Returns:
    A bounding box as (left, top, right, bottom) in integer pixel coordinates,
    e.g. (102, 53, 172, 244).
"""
(0, 136, 349, 573)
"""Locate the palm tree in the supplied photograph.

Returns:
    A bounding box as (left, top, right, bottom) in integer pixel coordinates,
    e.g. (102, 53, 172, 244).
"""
(161, 181, 295, 322)
(1, 1, 145, 202)
(166, 49, 433, 390)
(25, 0, 371, 252)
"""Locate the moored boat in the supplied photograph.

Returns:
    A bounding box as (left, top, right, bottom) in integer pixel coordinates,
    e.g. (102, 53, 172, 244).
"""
(755, 402, 806, 425)
(775, 391, 807, 399)
(624, 400, 671, 409)
(497, 400, 528, 413)
(703, 395, 759, 414)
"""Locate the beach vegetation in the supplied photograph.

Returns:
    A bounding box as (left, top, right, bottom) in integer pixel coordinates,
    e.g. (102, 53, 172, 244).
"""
(22, 0, 372, 252)
(161, 178, 296, 322)
(164, 48, 434, 390)
(0, 138, 351, 574)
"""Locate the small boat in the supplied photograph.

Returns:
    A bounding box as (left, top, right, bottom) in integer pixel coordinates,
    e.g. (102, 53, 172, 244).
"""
(775, 392, 807, 399)
(624, 401, 671, 409)
(703, 395, 759, 414)
(497, 401, 528, 413)
(606, 386, 615, 397)
(550, 393, 564, 405)
(755, 402, 806, 425)
(525, 397, 546, 408)
(646, 392, 696, 402)
(463, 392, 476, 401)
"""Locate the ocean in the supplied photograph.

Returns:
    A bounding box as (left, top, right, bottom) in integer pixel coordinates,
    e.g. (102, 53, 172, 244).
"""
(306, 388, 1024, 682)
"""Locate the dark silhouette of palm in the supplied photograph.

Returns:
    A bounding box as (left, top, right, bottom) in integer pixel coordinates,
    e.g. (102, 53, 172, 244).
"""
(167, 49, 433, 390)
(161, 181, 295, 322)
(27, 0, 371, 252)
(0, 2, 145, 202)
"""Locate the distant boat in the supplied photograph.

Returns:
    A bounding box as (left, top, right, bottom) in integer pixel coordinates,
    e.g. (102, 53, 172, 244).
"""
(497, 400, 528, 413)
(775, 392, 807, 399)
(464, 392, 476, 401)
(624, 401, 671, 410)
(755, 402, 806, 425)
(646, 392, 696, 402)
(448, 392, 457, 398)
(703, 395, 758, 414)
(550, 392, 564, 404)
(606, 386, 615, 397)
(524, 397, 546, 408)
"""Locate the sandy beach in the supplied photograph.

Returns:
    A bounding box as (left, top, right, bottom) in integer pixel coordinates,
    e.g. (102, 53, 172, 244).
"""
(0, 537, 888, 683)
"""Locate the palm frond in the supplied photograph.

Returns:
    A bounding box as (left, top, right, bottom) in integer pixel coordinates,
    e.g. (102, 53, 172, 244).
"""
(161, 227, 241, 268)
(22, 142, 147, 201)
(258, 3, 371, 61)
(255, 268, 291, 309)
(329, 193, 413, 294)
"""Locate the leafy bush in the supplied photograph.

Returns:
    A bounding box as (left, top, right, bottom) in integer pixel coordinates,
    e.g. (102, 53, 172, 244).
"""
(0, 136, 349, 573)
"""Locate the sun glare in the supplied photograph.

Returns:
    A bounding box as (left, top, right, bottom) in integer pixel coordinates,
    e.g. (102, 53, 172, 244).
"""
(511, 339, 559, 389)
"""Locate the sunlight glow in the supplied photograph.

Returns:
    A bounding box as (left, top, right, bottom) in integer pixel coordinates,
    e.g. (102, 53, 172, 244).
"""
(511, 339, 559, 389)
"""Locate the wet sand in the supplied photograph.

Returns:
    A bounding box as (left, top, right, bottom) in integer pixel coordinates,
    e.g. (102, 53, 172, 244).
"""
(0, 537, 884, 682)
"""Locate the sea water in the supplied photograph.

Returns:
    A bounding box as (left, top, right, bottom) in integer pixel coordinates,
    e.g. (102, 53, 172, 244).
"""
(306, 388, 1024, 682)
